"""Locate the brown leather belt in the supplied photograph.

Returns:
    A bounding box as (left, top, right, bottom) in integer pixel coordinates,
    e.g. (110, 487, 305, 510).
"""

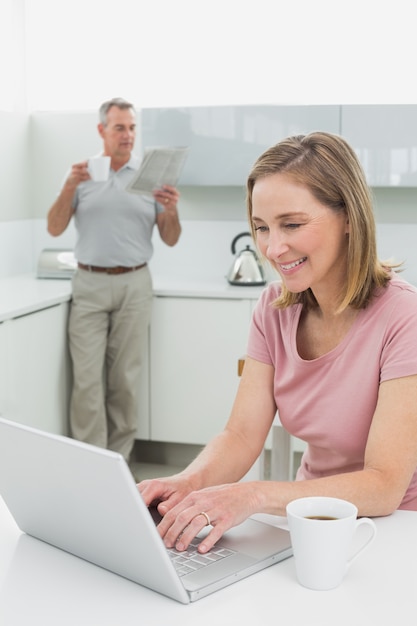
(78, 262, 147, 275)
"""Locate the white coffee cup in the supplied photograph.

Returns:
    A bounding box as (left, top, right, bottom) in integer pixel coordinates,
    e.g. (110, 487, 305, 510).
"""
(286, 496, 377, 590)
(88, 156, 111, 181)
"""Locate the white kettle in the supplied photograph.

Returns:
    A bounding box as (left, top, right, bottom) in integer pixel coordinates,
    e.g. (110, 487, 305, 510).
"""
(226, 232, 266, 286)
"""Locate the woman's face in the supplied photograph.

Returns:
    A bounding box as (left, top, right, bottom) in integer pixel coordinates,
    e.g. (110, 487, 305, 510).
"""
(251, 172, 349, 299)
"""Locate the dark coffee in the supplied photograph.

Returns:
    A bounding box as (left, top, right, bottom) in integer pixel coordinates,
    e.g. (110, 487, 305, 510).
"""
(305, 515, 339, 520)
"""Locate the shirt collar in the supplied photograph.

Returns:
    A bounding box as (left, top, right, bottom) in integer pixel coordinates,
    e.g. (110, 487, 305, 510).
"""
(125, 153, 141, 170)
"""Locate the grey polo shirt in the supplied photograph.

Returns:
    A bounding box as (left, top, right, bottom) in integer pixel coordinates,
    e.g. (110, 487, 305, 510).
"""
(72, 154, 163, 267)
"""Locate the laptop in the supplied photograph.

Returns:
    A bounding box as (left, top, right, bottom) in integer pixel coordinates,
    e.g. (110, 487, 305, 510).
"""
(0, 417, 292, 603)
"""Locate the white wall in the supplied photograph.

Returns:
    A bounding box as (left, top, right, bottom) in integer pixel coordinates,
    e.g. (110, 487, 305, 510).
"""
(22, 0, 417, 110)
(0, 0, 416, 278)
(0, 112, 29, 221)
(30, 111, 101, 219)
(1, 106, 417, 281)
(15, 216, 417, 289)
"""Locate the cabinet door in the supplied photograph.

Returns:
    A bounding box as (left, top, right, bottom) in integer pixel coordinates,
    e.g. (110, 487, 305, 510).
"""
(142, 105, 340, 185)
(136, 327, 150, 439)
(341, 105, 417, 186)
(5, 303, 70, 434)
(0, 322, 5, 415)
(150, 297, 252, 445)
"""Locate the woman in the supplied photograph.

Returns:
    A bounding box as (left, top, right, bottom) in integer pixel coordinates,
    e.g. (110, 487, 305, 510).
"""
(139, 131, 417, 555)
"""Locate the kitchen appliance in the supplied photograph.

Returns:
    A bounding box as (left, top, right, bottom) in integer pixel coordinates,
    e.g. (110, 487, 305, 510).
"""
(37, 249, 77, 279)
(226, 232, 266, 286)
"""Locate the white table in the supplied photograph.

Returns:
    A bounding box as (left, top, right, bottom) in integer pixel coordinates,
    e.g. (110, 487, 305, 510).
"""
(0, 497, 415, 626)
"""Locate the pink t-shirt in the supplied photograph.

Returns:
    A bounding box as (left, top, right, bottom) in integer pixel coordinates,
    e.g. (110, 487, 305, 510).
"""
(247, 275, 417, 510)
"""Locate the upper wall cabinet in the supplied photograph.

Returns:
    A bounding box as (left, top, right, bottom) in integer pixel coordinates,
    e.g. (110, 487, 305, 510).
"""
(141, 105, 340, 186)
(341, 105, 417, 187)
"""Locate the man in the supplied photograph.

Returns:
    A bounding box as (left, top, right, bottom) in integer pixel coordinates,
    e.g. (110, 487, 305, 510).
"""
(47, 97, 182, 468)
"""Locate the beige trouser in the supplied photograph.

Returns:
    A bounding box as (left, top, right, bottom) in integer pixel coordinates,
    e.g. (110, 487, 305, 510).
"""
(68, 266, 152, 461)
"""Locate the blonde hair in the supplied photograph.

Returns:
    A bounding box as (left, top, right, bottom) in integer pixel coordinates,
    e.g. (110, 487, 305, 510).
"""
(246, 132, 396, 312)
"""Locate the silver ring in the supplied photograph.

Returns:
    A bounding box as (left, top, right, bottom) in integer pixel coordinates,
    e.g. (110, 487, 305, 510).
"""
(197, 511, 211, 526)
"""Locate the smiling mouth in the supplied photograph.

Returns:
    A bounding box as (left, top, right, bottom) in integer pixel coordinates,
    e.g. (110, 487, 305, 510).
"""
(280, 257, 307, 271)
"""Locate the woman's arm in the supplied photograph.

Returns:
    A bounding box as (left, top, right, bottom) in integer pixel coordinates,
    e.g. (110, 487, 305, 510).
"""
(140, 370, 417, 554)
(139, 357, 277, 506)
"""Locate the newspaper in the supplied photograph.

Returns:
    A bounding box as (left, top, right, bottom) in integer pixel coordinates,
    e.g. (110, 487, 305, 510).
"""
(126, 146, 189, 196)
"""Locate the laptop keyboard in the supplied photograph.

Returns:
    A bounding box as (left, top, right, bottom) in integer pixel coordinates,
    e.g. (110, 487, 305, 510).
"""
(167, 540, 236, 577)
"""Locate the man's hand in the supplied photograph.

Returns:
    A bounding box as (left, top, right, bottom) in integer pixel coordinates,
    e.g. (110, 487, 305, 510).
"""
(153, 185, 180, 212)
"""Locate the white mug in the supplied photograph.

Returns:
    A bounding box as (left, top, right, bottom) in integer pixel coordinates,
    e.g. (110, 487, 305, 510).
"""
(286, 496, 377, 590)
(88, 156, 110, 181)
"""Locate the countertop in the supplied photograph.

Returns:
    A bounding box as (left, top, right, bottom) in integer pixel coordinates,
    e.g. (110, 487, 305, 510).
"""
(0, 274, 72, 322)
(0, 273, 266, 322)
(0, 498, 416, 625)
(152, 274, 266, 299)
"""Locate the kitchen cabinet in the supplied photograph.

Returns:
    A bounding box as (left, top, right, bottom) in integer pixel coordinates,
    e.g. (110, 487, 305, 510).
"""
(341, 105, 417, 186)
(149, 296, 254, 445)
(3, 303, 70, 435)
(0, 322, 5, 414)
(142, 105, 341, 186)
(136, 328, 150, 440)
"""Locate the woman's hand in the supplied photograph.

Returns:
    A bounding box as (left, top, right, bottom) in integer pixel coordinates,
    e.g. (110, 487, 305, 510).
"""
(138, 474, 195, 515)
(154, 481, 260, 554)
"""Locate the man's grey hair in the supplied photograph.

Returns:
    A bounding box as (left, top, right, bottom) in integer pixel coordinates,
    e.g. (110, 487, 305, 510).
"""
(99, 97, 135, 126)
